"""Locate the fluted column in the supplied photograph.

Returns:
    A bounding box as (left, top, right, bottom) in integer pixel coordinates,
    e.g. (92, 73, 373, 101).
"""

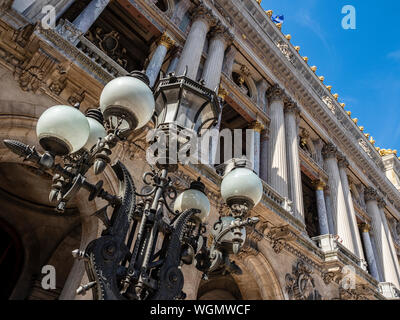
(360, 223, 380, 281)
(260, 131, 269, 182)
(201, 25, 232, 90)
(313, 180, 330, 235)
(175, 4, 216, 79)
(73, 0, 110, 35)
(266, 85, 288, 198)
(166, 47, 182, 74)
(365, 188, 400, 288)
(338, 155, 365, 261)
(146, 33, 175, 87)
(248, 121, 264, 175)
(284, 99, 304, 220)
(378, 199, 400, 283)
(324, 189, 335, 234)
(256, 79, 269, 113)
(322, 143, 356, 254)
(222, 45, 237, 77)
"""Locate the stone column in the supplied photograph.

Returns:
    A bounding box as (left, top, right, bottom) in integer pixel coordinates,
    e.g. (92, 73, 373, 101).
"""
(248, 121, 264, 176)
(222, 45, 237, 77)
(324, 189, 335, 234)
(146, 33, 175, 87)
(284, 99, 304, 220)
(360, 223, 380, 281)
(256, 79, 269, 113)
(266, 85, 288, 198)
(73, 0, 110, 35)
(322, 143, 357, 255)
(260, 131, 269, 182)
(313, 180, 330, 235)
(175, 4, 216, 80)
(201, 25, 232, 90)
(378, 199, 400, 282)
(337, 155, 365, 261)
(365, 188, 400, 288)
(166, 47, 182, 74)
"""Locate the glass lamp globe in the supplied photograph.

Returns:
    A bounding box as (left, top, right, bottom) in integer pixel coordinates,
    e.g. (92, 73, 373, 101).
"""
(83, 109, 107, 151)
(36, 105, 90, 155)
(220, 167, 263, 208)
(173, 180, 210, 222)
(99, 73, 155, 131)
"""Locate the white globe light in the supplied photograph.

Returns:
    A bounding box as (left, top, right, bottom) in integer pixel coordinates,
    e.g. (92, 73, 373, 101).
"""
(84, 117, 107, 151)
(99, 75, 155, 131)
(36, 105, 90, 155)
(221, 167, 263, 207)
(174, 189, 210, 222)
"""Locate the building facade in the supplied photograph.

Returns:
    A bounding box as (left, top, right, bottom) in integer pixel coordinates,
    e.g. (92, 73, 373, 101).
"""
(0, 0, 400, 300)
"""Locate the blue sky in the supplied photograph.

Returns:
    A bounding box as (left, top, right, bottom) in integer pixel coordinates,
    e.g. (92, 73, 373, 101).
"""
(261, 0, 400, 152)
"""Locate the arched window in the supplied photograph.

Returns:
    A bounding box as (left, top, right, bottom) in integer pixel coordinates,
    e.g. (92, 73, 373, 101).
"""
(232, 72, 251, 97)
(0, 218, 24, 299)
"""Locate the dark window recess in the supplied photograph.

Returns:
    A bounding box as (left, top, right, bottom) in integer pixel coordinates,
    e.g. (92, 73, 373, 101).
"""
(155, 0, 168, 12)
(58, 0, 91, 24)
(232, 72, 251, 97)
(302, 173, 320, 238)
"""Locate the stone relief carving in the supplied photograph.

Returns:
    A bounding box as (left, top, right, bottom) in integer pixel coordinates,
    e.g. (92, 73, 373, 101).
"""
(285, 260, 322, 300)
(322, 96, 336, 114)
(275, 40, 295, 65)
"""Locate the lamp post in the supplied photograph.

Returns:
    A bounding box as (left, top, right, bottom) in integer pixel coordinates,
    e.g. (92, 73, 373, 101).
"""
(3, 71, 261, 300)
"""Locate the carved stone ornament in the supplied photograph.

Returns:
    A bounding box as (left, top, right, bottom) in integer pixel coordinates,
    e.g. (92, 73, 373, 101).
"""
(192, 2, 217, 27)
(266, 225, 296, 254)
(321, 143, 337, 159)
(285, 260, 322, 300)
(364, 187, 378, 202)
(275, 40, 295, 65)
(266, 84, 284, 103)
(283, 97, 300, 115)
(322, 96, 335, 114)
(337, 153, 349, 168)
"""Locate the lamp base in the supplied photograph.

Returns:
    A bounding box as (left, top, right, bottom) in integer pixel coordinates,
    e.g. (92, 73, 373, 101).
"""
(39, 136, 71, 156)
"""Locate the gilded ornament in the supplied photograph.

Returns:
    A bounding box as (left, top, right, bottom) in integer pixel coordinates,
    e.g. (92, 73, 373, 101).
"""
(364, 133, 370, 138)
(294, 46, 300, 52)
(158, 32, 175, 50)
(285, 34, 292, 41)
(326, 85, 332, 92)
(332, 93, 339, 100)
(358, 126, 364, 132)
(318, 76, 324, 82)
(346, 111, 351, 116)
(276, 23, 282, 30)
(340, 103, 345, 108)
(303, 56, 308, 63)
(369, 137, 375, 145)
(310, 66, 317, 72)
(265, 10, 273, 17)
(352, 118, 358, 124)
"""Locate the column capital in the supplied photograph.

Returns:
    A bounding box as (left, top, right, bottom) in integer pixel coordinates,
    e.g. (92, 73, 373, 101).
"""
(283, 97, 300, 115)
(267, 84, 285, 103)
(377, 198, 386, 209)
(337, 153, 349, 168)
(359, 223, 371, 233)
(158, 32, 176, 50)
(210, 23, 234, 45)
(249, 121, 265, 133)
(364, 187, 379, 202)
(322, 143, 338, 159)
(312, 179, 326, 191)
(192, 3, 217, 27)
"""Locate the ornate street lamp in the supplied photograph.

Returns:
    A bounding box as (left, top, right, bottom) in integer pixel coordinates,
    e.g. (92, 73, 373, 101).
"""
(3, 71, 261, 300)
